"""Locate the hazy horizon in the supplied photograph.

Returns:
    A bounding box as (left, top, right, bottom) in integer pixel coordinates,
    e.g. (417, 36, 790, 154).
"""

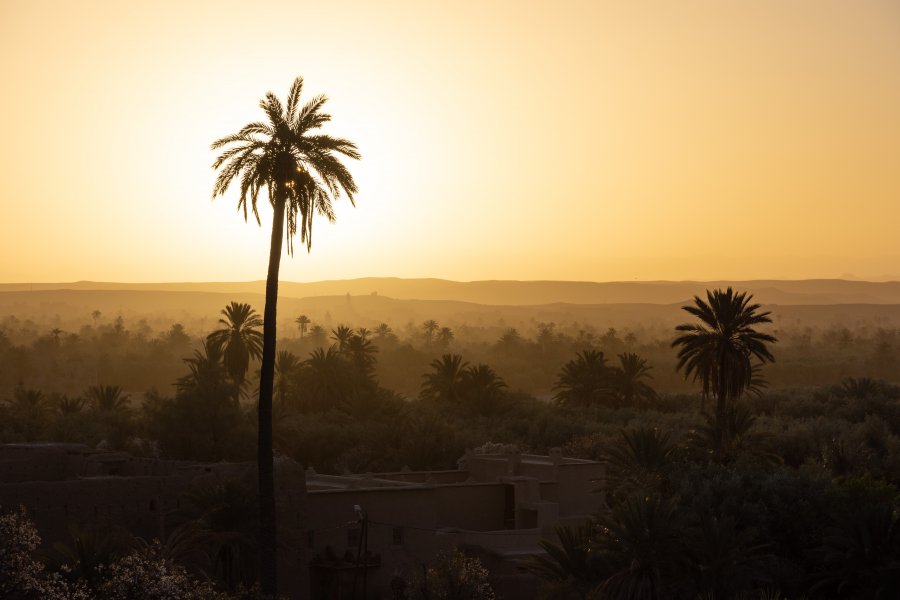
(3, 273, 900, 286)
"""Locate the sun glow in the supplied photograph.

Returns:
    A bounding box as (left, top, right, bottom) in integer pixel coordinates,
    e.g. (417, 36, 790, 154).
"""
(2, 0, 899, 283)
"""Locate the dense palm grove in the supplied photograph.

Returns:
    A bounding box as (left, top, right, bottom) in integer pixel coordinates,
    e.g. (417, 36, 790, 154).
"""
(2, 291, 900, 598)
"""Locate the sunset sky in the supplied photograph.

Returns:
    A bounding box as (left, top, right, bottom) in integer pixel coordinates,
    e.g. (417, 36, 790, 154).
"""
(2, 0, 899, 283)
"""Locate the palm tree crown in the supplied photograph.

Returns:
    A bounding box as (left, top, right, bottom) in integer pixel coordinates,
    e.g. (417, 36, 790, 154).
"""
(554, 350, 612, 407)
(421, 354, 469, 404)
(206, 302, 264, 391)
(295, 315, 311, 339)
(672, 288, 776, 454)
(211, 77, 359, 252)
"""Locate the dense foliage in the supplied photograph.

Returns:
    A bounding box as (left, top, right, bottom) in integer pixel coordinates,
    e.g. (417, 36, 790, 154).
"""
(2, 299, 900, 597)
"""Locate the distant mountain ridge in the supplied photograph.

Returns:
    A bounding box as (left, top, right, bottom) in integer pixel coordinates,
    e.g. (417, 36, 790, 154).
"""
(2, 278, 900, 306)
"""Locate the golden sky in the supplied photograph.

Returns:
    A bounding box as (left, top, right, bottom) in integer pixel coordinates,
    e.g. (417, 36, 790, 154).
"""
(2, 0, 899, 283)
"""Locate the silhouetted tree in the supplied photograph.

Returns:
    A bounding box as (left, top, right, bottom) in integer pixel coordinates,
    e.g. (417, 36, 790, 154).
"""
(85, 384, 129, 413)
(672, 288, 776, 457)
(421, 354, 469, 405)
(274, 350, 300, 408)
(610, 352, 657, 407)
(686, 405, 781, 465)
(3, 387, 47, 441)
(344, 334, 378, 382)
(211, 75, 359, 594)
(301, 347, 352, 411)
(55, 394, 86, 415)
(436, 326, 454, 349)
(330, 325, 353, 352)
(495, 328, 523, 355)
(602, 427, 675, 499)
(423, 320, 439, 347)
(295, 315, 310, 339)
(521, 523, 605, 600)
(461, 363, 507, 415)
(206, 302, 263, 395)
(593, 495, 685, 599)
(536, 322, 556, 354)
(166, 340, 245, 460)
(809, 478, 900, 598)
(554, 350, 612, 407)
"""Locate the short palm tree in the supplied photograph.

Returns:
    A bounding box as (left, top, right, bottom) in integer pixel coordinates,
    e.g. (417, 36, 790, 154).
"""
(178, 339, 231, 394)
(374, 323, 393, 339)
(421, 354, 469, 404)
(672, 288, 776, 456)
(521, 522, 607, 599)
(344, 334, 378, 380)
(301, 347, 352, 412)
(211, 76, 359, 594)
(461, 364, 507, 415)
(422, 319, 439, 347)
(206, 302, 264, 393)
(274, 350, 300, 408)
(554, 350, 612, 407)
(330, 324, 353, 352)
(602, 427, 676, 498)
(611, 353, 657, 407)
(56, 395, 86, 415)
(436, 326, 454, 348)
(593, 495, 685, 599)
(85, 385, 130, 413)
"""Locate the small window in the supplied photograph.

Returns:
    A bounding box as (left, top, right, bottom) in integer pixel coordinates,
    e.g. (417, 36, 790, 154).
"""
(347, 527, 359, 547)
(392, 527, 404, 546)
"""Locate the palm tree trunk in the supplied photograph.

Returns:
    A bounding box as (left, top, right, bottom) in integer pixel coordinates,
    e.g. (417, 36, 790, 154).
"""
(258, 192, 284, 596)
(715, 362, 728, 460)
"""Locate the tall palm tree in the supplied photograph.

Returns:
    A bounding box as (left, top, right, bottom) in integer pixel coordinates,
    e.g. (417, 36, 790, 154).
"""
(672, 288, 776, 456)
(211, 76, 359, 594)
(207, 302, 264, 393)
(295, 315, 310, 339)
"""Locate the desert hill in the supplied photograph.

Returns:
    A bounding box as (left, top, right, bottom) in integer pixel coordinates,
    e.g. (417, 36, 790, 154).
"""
(3, 281, 900, 338)
(3, 277, 900, 306)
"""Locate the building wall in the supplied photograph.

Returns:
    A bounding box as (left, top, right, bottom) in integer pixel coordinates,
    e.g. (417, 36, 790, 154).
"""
(0, 445, 309, 600)
(1, 443, 604, 599)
